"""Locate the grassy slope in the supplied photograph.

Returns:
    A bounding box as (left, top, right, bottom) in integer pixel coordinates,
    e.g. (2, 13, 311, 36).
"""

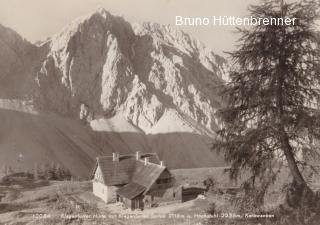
(0, 100, 226, 178)
(172, 167, 233, 188)
(0, 178, 115, 225)
(3, 168, 319, 225)
(0, 170, 220, 225)
(92, 110, 226, 169)
(0, 107, 103, 178)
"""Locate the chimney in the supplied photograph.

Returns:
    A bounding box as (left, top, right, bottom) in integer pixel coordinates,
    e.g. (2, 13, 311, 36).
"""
(112, 152, 119, 162)
(144, 157, 150, 165)
(136, 151, 141, 160)
(160, 161, 165, 167)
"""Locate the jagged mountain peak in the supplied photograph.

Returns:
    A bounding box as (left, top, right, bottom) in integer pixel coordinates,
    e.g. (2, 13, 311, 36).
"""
(33, 10, 227, 133)
(49, 8, 133, 54)
(94, 7, 113, 18)
(134, 22, 199, 50)
(32, 8, 113, 48)
(0, 10, 228, 171)
(133, 21, 228, 81)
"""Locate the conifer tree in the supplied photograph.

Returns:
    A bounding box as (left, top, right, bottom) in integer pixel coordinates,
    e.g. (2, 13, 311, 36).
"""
(54, 164, 64, 180)
(33, 162, 39, 180)
(1, 164, 7, 175)
(6, 166, 13, 175)
(214, 0, 320, 207)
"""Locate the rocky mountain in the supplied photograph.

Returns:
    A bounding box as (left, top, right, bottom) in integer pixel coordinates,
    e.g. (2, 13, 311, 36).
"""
(35, 9, 227, 132)
(0, 8, 228, 175)
(0, 24, 36, 98)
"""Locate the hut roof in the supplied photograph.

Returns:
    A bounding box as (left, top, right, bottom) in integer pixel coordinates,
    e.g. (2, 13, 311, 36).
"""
(116, 182, 146, 200)
(92, 153, 168, 191)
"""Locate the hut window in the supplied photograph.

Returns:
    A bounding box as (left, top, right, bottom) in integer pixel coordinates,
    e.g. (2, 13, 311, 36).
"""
(173, 192, 176, 198)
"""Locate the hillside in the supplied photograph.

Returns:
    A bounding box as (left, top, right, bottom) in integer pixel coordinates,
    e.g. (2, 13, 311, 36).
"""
(0, 170, 225, 225)
(0, 24, 45, 99)
(0, 100, 103, 177)
(90, 110, 225, 169)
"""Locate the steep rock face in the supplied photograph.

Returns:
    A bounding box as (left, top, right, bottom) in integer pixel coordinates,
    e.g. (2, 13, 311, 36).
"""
(35, 9, 227, 133)
(0, 24, 41, 98)
(131, 22, 227, 132)
(36, 9, 136, 115)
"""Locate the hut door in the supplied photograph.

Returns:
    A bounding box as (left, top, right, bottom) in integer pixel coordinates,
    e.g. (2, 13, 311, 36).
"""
(132, 199, 140, 210)
(135, 199, 140, 209)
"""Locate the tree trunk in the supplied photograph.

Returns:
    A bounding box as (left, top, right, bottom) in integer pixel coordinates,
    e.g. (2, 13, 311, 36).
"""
(276, 3, 313, 208)
(279, 128, 315, 212)
(276, 66, 313, 209)
(277, 0, 308, 189)
(279, 128, 306, 185)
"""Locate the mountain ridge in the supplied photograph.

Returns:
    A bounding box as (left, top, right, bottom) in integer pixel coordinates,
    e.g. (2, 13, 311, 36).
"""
(0, 8, 227, 174)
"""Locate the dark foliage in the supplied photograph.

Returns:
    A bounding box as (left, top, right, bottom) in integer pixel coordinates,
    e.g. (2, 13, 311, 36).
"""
(37, 163, 72, 181)
(212, 1, 320, 223)
(214, 0, 320, 188)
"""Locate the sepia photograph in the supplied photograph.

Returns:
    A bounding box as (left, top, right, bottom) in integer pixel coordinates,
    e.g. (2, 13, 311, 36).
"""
(0, 0, 319, 224)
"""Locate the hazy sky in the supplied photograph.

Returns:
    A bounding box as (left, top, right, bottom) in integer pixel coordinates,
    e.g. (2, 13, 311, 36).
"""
(0, 0, 261, 55)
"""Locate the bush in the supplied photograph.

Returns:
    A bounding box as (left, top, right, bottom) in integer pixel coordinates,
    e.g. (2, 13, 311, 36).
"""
(203, 178, 216, 191)
(37, 163, 72, 181)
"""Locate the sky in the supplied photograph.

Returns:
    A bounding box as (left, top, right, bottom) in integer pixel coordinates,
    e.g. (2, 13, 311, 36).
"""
(0, 0, 262, 55)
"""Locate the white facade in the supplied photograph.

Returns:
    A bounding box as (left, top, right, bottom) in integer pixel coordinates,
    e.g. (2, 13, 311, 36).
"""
(92, 165, 118, 203)
(93, 181, 108, 202)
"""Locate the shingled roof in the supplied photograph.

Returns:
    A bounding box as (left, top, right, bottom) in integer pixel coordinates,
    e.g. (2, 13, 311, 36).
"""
(132, 160, 167, 192)
(92, 153, 162, 185)
(92, 152, 170, 199)
(116, 182, 146, 200)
